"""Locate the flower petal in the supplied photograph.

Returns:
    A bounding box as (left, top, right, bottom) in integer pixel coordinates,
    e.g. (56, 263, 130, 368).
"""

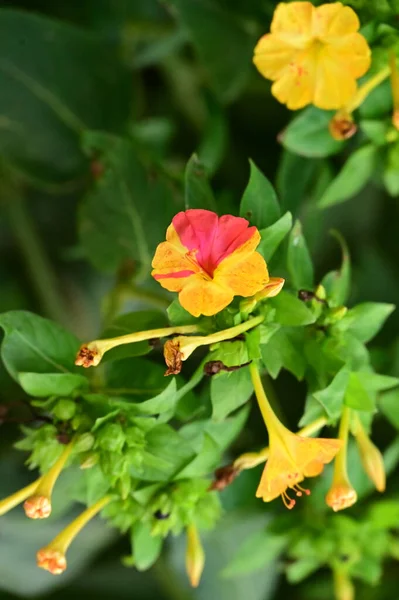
(314, 3, 360, 38)
(216, 251, 269, 298)
(271, 2, 314, 45)
(172, 210, 257, 275)
(271, 50, 317, 110)
(314, 54, 357, 109)
(178, 276, 234, 317)
(325, 33, 371, 79)
(254, 34, 298, 81)
(256, 453, 303, 502)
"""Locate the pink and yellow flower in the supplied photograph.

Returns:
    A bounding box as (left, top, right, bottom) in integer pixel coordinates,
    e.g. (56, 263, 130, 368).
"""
(151, 210, 269, 317)
(253, 2, 371, 110)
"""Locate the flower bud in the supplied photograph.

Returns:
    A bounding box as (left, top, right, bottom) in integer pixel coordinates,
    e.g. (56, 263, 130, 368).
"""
(53, 399, 76, 421)
(96, 423, 125, 453)
(74, 432, 95, 453)
(185, 523, 205, 588)
(333, 569, 355, 600)
(254, 277, 285, 301)
(79, 452, 99, 470)
(354, 419, 385, 492)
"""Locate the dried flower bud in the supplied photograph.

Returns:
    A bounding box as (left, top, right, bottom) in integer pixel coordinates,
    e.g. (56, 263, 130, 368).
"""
(325, 482, 357, 512)
(163, 339, 183, 376)
(329, 112, 357, 141)
(209, 464, 239, 491)
(75, 344, 102, 368)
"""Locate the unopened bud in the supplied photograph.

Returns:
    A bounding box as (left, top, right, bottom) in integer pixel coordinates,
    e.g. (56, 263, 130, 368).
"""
(74, 432, 95, 453)
(79, 452, 99, 470)
(354, 420, 385, 492)
(254, 277, 285, 301)
(24, 495, 52, 519)
(185, 523, 205, 588)
(333, 569, 355, 600)
(53, 399, 76, 421)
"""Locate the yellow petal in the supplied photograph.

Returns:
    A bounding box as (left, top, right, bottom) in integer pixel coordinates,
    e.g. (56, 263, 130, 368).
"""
(216, 251, 269, 298)
(314, 54, 357, 109)
(178, 276, 234, 317)
(271, 2, 314, 44)
(326, 33, 371, 79)
(314, 3, 360, 38)
(256, 452, 304, 502)
(254, 34, 297, 81)
(271, 49, 316, 110)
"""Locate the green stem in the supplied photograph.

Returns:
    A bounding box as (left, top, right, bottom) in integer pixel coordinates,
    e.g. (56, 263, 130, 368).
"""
(7, 191, 68, 326)
(249, 361, 285, 434)
(204, 315, 264, 347)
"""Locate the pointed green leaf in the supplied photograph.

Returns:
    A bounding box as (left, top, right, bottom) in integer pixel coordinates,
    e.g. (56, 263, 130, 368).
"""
(280, 107, 344, 158)
(268, 291, 316, 327)
(257, 212, 292, 262)
(321, 230, 351, 306)
(318, 145, 377, 208)
(131, 522, 162, 571)
(240, 160, 280, 229)
(18, 372, 88, 397)
(335, 302, 395, 343)
(287, 221, 314, 291)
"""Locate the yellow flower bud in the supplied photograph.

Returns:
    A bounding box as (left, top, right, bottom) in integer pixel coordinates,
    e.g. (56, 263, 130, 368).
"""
(185, 523, 205, 588)
(353, 417, 385, 492)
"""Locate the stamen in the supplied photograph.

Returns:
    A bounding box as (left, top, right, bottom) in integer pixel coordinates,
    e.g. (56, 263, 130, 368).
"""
(281, 490, 296, 510)
(293, 483, 311, 497)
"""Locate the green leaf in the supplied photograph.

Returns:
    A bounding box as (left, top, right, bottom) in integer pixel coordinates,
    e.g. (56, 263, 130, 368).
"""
(335, 302, 395, 343)
(360, 120, 390, 146)
(280, 107, 344, 158)
(268, 291, 316, 327)
(105, 358, 167, 400)
(222, 528, 287, 577)
(318, 145, 377, 208)
(167, 298, 198, 326)
(0, 9, 129, 181)
(134, 424, 195, 481)
(240, 160, 280, 229)
(184, 153, 216, 210)
(101, 310, 168, 362)
(0, 310, 80, 380)
(261, 328, 306, 380)
(172, 0, 254, 102)
(313, 368, 350, 421)
(136, 379, 178, 416)
(257, 212, 292, 262)
(131, 522, 162, 571)
(79, 131, 181, 273)
(344, 372, 375, 412)
(18, 372, 88, 397)
(321, 230, 351, 306)
(287, 221, 314, 291)
(211, 366, 253, 421)
(276, 150, 318, 213)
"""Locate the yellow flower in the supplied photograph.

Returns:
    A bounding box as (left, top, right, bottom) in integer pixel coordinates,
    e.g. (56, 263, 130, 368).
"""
(253, 2, 371, 110)
(250, 363, 341, 508)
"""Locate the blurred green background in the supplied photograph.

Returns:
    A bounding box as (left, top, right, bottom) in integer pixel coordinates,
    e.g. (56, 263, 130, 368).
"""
(0, 1, 398, 599)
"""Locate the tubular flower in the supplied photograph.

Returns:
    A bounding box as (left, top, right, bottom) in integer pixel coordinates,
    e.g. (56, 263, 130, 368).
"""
(253, 2, 371, 110)
(326, 407, 357, 512)
(250, 363, 341, 508)
(37, 496, 111, 575)
(151, 209, 269, 317)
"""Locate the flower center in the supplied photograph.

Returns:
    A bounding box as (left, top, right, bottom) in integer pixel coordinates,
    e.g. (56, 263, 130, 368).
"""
(185, 250, 213, 280)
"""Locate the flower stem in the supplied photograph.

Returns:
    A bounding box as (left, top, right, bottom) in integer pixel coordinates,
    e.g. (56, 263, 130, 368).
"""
(249, 361, 284, 434)
(35, 442, 75, 498)
(49, 496, 111, 554)
(92, 324, 200, 354)
(346, 65, 390, 113)
(0, 478, 42, 516)
(333, 406, 351, 483)
(205, 315, 264, 347)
